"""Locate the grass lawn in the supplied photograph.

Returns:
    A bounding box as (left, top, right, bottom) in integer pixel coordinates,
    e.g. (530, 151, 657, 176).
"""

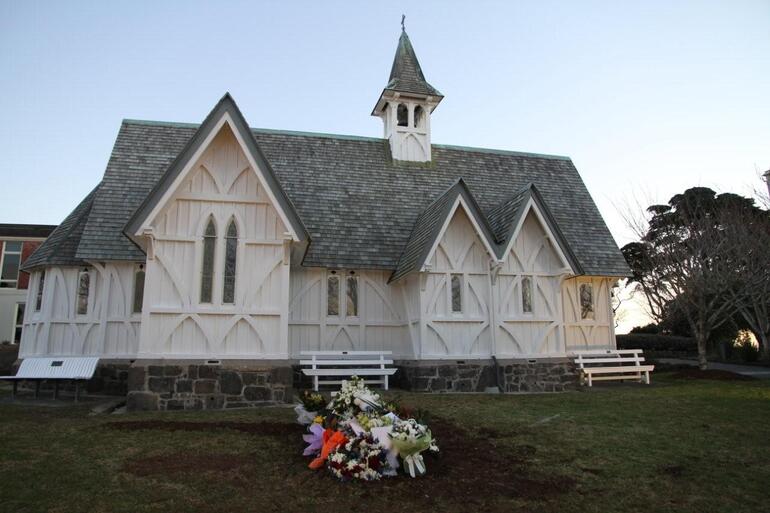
(1, 373, 769, 513)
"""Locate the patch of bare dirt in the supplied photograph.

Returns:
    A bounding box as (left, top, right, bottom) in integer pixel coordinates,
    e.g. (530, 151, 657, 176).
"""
(670, 369, 754, 381)
(104, 420, 303, 436)
(115, 416, 575, 510)
(124, 453, 253, 477)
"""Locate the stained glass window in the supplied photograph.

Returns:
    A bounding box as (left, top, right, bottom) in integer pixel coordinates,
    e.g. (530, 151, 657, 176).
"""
(451, 275, 462, 313)
(35, 271, 45, 311)
(346, 275, 358, 317)
(223, 219, 238, 304)
(133, 266, 145, 313)
(580, 283, 594, 320)
(77, 270, 90, 315)
(200, 218, 216, 303)
(327, 275, 339, 316)
(522, 276, 533, 314)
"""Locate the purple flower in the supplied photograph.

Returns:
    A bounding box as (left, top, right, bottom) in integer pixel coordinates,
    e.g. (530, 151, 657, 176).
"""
(302, 423, 325, 456)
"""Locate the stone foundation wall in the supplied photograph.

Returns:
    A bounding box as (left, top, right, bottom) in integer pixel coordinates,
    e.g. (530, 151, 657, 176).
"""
(395, 359, 577, 393)
(126, 363, 293, 411)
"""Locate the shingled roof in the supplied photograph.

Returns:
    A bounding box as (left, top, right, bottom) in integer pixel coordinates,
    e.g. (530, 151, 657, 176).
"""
(384, 29, 443, 98)
(22, 184, 98, 269)
(25, 116, 629, 278)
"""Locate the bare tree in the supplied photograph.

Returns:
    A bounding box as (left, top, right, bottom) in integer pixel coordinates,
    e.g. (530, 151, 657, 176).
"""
(622, 188, 743, 370)
(717, 198, 770, 360)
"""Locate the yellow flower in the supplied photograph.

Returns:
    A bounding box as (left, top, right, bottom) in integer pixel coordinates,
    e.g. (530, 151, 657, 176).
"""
(313, 415, 324, 424)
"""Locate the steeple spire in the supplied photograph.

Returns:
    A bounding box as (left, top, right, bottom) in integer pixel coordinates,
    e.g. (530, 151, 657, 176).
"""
(372, 24, 443, 163)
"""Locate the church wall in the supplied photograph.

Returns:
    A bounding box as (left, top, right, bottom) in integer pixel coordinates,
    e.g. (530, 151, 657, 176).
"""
(492, 211, 569, 357)
(562, 276, 617, 351)
(288, 268, 412, 358)
(139, 125, 290, 359)
(19, 264, 141, 358)
(419, 207, 494, 359)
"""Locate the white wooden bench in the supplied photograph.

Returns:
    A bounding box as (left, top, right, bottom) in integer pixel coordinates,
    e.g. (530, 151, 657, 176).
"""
(0, 357, 99, 401)
(299, 351, 398, 391)
(573, 349, 654, 387)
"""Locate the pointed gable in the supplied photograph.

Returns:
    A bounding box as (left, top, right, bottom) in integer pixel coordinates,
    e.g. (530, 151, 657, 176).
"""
(124, 93, 307, 248)
(490, 184, 582, 274)
(390, 179, 497, 282)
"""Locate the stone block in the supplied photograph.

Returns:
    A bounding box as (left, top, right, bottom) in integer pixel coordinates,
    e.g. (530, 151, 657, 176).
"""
(438, 366, 457, 378)
(187, 366, 199, 380)
(242, 372, 266, 386)
(431, 377, 447, 391)
(203, 394, 224, 409)
(166, 399, 186, 411)
(243, 386, 271, 401)
(412, 377, 431, 391)
(86, 377, 105, 393)
(455, 379, 473, 392)
(269, 366, 292, 385)
(148, 377, 174, 394)
(148, 365, 165, 377)
(271, 388, 285, 402)
(163, 365, 183, 377)
(127, 391, 158, 411)
(176, 379, 193, 393)
(198, 365, 218, 380)
(219, 370, 243, 395)
(194, 379, 217, 394)
(127, 366, 146, 391)
(415, 366, 438, 378)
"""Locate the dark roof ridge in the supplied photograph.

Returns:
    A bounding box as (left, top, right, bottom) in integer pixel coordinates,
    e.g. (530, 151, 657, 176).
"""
(122, 119, 571, 161)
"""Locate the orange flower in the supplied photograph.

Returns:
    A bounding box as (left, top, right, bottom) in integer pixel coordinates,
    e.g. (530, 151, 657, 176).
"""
(309, 430, 348, 470)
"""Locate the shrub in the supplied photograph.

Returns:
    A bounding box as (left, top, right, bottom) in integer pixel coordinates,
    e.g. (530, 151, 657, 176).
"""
(735, 331, 760, 362)
(616, 333, 697, 354)
(630, 324, 661, 334)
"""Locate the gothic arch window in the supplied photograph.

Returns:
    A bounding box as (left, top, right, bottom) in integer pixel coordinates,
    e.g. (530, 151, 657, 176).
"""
(414, 105, 425, 128)
(132, 264, 145, 314)
(223, 218, 238, 304)
(200, 217, 216, 303)
(397, 103, 408, 127)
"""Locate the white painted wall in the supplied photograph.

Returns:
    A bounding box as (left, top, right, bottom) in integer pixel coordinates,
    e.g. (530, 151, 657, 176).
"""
(288, 268, 412, 358)
(138, 124, 290, 359)
(420, 207, 494, 358)
(562, 276, 617, 351)
(20, 264, 141, 358)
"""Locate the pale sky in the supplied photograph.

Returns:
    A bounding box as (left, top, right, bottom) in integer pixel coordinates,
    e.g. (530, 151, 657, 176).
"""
(2, 1, 769, 332)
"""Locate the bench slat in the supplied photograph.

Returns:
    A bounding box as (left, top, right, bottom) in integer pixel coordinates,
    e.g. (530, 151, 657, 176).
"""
(300, 351, 392, 356)
(298, 359, 394, 366)
(303, 368, 398, 376)
(577, 357, 645, 365)
(582, 365, 655, 374)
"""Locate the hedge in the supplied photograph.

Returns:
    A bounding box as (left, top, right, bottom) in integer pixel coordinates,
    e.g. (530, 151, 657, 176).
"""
(616, 333, 697, 354)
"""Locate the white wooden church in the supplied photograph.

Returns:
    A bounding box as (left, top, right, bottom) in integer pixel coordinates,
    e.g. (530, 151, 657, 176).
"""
(19, 28, 629, 407)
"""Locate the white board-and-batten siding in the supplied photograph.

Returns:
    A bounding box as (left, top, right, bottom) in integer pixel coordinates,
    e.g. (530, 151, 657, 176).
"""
(138, 124, 290, 358)
(19, 125, 617, 360)
(20, 264, 141, 358)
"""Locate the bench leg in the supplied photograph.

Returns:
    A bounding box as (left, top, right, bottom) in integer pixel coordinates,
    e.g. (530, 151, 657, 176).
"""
(35, 381, 40, 399)
(384, 375, 389, 391)
(313, 376, 319, 392)
(12, 381, 17, 401)
(75, 382, 80, 403)
(587, 374, 592, 387)
(644, 371, 650, 385)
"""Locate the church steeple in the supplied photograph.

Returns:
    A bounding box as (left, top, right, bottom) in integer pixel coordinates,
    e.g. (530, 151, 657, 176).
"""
(373, 22, 443, 163)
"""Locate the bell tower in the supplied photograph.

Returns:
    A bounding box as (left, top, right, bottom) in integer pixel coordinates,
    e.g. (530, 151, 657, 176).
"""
(372, 21, 443, 163)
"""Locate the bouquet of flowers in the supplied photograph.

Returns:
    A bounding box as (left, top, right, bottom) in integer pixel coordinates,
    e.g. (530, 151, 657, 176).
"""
(295, 390, 327, 425)
(389, 418, 439, 478)
(329, 376, 381, 418)
(299, 376, 439, 481)
(328, 433, 390, 481)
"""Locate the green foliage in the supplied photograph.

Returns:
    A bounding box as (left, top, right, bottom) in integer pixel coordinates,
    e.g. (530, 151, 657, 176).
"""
(617, 333, 697, 354)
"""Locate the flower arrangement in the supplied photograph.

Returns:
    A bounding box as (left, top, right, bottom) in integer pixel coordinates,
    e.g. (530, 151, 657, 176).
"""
(294, 390, 328, 425)
(299, 376, 439, 481)
(328, 433, 390, 481)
